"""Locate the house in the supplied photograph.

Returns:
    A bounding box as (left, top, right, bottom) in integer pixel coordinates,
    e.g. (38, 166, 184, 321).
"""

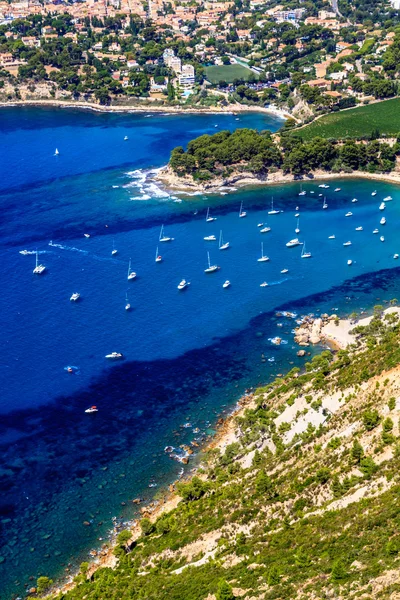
(0, 52, 14, 65)
(335, 41, 352, 53)
(308, 78, 330, 89)
(21, 36, 40, 47)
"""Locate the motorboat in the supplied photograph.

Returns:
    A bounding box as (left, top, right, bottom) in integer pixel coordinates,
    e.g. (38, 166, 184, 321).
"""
(281, 268, 289, 274)
(222, 280, 231, 288)
(70, 293, 80, 302)
(355, 226, 363, 231)
(124, 136, 128, 141)
(33, 251, 46, 274)
(334, 188, 341, 192)
(85, 406, 98, 413)
(347, 260, 353, 266)
(260, 225, 271, 233)
(380, 236, 385, 242)
(394, 254, 399, 259)
(379, 202, 386, 211)
(345, 212, 353, 217)
(204, 235, 216, 241)
(219, 231, 229, 250)
(371, 190, 377, 196)
(373, 228, 379, 234)
(112, 240, 118, 255)
(352, 198, 358, 203)
(295, 213, 300, 218)
(257, 223, 264, 227)
(286, 238, 302, 247)
(127, 259, 136, 280)
(206, 207, 216, 222)
(343, 241, 352, 246)
(84, 233, 90, 238)
(384, 196, 393, 201)
(177, 279, 190, 290)
(328, 235, 335, 239)
(260, 282, 268, 287)
(204, 251, 219, 273)
(318, 184, 329, 189)
(380, 217, 386, 225)
(257, 242, 269, 262)
(20, 250, 29, 255)
(105, 352, 123, 359)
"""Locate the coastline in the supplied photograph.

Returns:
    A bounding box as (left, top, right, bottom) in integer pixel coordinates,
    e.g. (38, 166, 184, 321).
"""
(155, 165, 400, 195)
(0, 99, 290, 120)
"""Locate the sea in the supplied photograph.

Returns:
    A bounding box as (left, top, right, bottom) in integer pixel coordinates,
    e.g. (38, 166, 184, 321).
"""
(1, 106, 400, 599)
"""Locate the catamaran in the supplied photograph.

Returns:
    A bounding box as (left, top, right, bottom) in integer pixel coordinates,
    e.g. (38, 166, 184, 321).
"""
(257, 242, 269, 262)
(286, 238, 302, 248)
(301, 242, 311, 258)
(204, 251, 219, 273)
(268, 198, 280, 215)
(33, 251, 46, 274)
(206, 207, 216, 222)
(70, 293, 80, 302)
(155, 247, 162, 262)
(219, 230, 229, 250)
(127, 259, 136, 280)
(295, 218, 300, 234)
(239, 202, 247, 218)
(159, 225, 173, 242)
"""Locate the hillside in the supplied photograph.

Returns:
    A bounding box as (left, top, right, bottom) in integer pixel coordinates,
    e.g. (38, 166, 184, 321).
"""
(43, 308, 400, 600)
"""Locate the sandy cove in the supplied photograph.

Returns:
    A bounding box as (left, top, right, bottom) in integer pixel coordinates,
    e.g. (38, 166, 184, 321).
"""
(156, 165, 400, 195)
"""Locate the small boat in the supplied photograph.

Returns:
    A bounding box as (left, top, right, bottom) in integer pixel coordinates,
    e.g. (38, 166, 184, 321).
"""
(286, 238, 302, 248)
(298, 185, 306, 196)
(239, 201, 247, 218)
(328, 235, 335, 239)
(70, 292, 80, 302)
(295, 212, 300, 218)
(84, 233, 90, 238)
(345, 212, 353, 217)
(295, 218, 300, 234)
(301, 242, 311, 258)
(124, 136, 128, 141)
(347, 260, 353, 266)
(54, 148, 59, 156)
(206, 207, 216, 222)
(371, 190, 377, 196)
(125, 293, 131, 311)
(334, 187, 341, 192)
(19, 250, 29, 255)
(222, 280, 231, 288)
(352, 198, 358, 203)
(384, 196, 393, 201)
(85, 406, 98, 413)
(394, 254, 399, 259)
(159, 224, 173, 242)
(260, 224, 271, 233)
(318, 184, 329, 189)
(379, 202, 386, 211)
(380, 236, 385, 242)
(155, 247, 162, 262)
(127, 259, 136, 280)
(204, 251, 219, 273)
(177, 279, 190, 290)
(257, 242, 269, 262)
(204, 235, 216, 241)
(260, 282, 268, 287)
(322, 197, 328, 209)
(257, 222, 264, 227)
(219, 230, 229, 250)
(355, 226, 363, 231)
(268, 198, 280, 215)
(343, 241, 352, 246)
(33, 251, 46, 274)
(380, 217, 386, 225)
(373, 228, 379, 234)
(281, 268, 289, 274)
(105, 352, 123, 359)
(111, 240, 118, 256)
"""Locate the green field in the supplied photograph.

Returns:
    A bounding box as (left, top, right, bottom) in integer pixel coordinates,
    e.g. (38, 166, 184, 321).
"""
(205, 63, 256, 84)
(299, 97, 400, 140)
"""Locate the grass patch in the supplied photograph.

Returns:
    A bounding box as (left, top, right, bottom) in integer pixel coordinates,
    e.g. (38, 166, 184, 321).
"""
(298, 98, 400, 140)
(205, 64, 256, 84)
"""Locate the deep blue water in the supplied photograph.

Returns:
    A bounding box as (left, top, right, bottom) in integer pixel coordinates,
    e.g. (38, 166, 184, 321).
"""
(1, 107, 400, 599)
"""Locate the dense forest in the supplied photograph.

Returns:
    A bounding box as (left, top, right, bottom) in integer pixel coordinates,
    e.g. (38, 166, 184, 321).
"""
(169, 128, 400, 180)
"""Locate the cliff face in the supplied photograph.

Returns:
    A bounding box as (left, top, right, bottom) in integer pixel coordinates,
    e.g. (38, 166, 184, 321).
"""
(52, 314, 400, 600)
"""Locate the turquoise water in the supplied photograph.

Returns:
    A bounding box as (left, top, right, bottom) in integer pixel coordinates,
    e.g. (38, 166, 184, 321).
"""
(1, 107, 400, 599)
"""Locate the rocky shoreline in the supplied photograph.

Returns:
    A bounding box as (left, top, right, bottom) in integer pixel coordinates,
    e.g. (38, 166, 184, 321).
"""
(294, 313, 339, 347)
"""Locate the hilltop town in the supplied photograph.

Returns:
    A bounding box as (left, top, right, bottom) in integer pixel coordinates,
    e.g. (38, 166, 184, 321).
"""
(1, 0, 400, 118)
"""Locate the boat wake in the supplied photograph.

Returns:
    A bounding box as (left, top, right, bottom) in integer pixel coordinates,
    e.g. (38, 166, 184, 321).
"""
(19, 250, 48, 255)
(49, 241, 89, 255)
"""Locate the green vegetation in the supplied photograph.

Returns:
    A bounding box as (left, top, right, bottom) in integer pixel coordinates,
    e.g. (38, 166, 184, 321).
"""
(299, 98, 400, 140)
(205, 64, 256, 84)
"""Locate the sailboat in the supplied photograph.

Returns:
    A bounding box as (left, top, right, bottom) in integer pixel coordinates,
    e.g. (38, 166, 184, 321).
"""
(301, 242, 311, 258)
(159, 224, 173, 242)
(239, 202, 247, 218)
(298, 184, 306, 196)
(295, 218, 300, 234)
(206, 207, 216, 222)
(268, 198, 280, 215)
(260, 222, 271, 233)
(111, 240, 118, 256)
(155, 247, 162, 262)
(54, 148, 59, 156)
(125, 293, 131, 311)
(204, 251, 219, 273)
(124, 136, 129, 141)
(33, 250, 46, 274)
(127, 259, 136, 280)
(257, 242, 269, 262)
(219, 230, 229, 250)
(322, 197, 328, 209)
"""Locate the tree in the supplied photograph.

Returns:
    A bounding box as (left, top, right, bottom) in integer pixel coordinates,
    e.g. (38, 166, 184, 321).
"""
(362, 409, 380, 431)
(117, 530, 132, 545)
(37, 576, 53, 594)
(255, 471, 276, 498)
(295, 546, 311, 567)
(351, 439, 364, 463)
(140, 518, 154, 536)
(216, 579, 235, 600)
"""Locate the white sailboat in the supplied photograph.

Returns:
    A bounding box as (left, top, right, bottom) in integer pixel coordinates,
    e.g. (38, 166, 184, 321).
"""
(33, 251, 46, 274)
(239, 202, 247, 218)
(70, 292, 80, 301)
(155, 247, 162, 262)
(371, 190, 377, 196)
(295, 218, 300, 234)
(206, 207, 216, 222)
(127, 259, 136, 280)
(268, 198, 280, 215)
(322, 197, 328, 209)
(159, 224, 173, 242)
(54, 148, 59, 156)
(112, 240, 118, 256)
(204, 251, 219, 273)
(219, 230, 229, 250)
(257, 242, 269, 262)
(260, 222, 271, 233)
(301, 242, 311, 258)
(298, 185, 306, 196)
(125, 293, 131, 311)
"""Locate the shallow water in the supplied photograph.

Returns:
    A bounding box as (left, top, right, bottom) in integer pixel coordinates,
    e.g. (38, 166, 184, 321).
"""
(1, 108, 400, 599)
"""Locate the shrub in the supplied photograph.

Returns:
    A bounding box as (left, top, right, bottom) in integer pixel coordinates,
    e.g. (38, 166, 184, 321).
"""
(331, 559, 348, 582)
(316, 467, 331, 484)
(177, 477, 209, 501)
(37, 576, 53, 594)
(140, 518, 155, 536)
(351, 439, 364, 463)
(216, 579, 235, 600)
(359, 456, 379, 479)
(117, 530, 132, 545)
(363, 409, 380, 431)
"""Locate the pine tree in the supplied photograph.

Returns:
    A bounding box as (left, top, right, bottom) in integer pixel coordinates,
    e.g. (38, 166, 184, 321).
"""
(351, 439, 364, 463)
